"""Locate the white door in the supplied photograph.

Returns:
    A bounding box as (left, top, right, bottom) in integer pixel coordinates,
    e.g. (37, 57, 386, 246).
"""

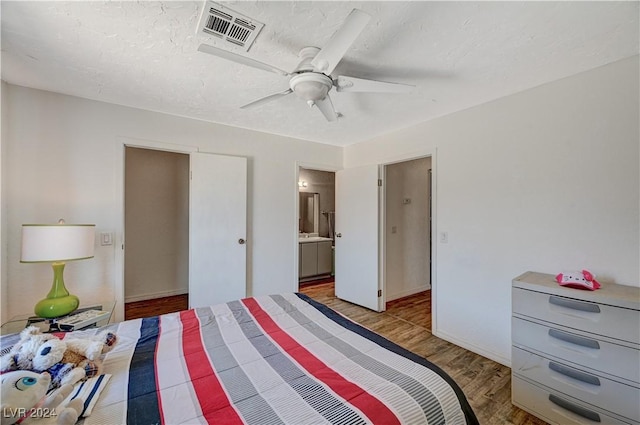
(189, 152, 247, 308)
(335, 164, 382, 311)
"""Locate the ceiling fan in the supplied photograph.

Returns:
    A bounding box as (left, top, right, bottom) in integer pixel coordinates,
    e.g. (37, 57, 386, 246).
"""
(197, 8, 413, 122)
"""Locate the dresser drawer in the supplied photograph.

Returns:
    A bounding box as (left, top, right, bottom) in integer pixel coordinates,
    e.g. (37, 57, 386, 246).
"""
(512, 317, 640, 383)
(512, 375, 633, 425)
(512, 346, 640, 422)
(513, 287, 640, 344)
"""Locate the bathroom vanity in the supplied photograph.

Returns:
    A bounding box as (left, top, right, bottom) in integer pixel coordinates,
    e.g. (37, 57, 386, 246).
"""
(298, 190, 334, 280)
(299, 236, 332, 280)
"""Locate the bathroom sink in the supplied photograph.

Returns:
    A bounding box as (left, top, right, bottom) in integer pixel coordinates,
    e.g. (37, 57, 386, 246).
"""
(299, 236, 332, 243)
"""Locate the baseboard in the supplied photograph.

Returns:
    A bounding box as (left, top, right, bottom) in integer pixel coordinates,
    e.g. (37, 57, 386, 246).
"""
(386, 285, 430, 302)
(299, 274, 332, 283)
(125, 289, 188, 304)
(432, 329, 511, 367)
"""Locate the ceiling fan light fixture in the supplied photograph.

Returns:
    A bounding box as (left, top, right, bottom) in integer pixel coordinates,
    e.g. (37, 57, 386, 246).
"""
(290, 73, 333, 102)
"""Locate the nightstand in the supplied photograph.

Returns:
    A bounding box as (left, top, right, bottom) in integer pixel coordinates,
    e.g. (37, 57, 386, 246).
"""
(0, 301, 116, 335)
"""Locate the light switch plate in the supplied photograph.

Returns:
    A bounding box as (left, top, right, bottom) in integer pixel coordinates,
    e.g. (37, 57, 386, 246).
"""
(100, 232, 113, 246)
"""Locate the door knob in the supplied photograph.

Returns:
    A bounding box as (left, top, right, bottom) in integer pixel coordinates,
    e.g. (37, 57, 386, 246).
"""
(336, 233, 342, 238)
(238, 238, 246, 245)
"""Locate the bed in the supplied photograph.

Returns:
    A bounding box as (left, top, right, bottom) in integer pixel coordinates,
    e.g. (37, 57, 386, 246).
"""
(2, 293, 478, 425)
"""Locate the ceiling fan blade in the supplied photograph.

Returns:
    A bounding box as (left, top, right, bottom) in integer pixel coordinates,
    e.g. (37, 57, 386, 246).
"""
(310, 9, 371, 75)
(198, 44, 290, 76)
(335, 75, 414, 93)
(240, 89, 293, 109)
(314, 95, 338, 122)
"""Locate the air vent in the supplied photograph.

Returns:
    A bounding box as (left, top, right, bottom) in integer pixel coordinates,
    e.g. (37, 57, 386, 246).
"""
(196, 1, 264, 52)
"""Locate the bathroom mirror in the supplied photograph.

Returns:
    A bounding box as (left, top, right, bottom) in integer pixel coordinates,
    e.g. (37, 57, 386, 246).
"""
(299, 192, 319, 234)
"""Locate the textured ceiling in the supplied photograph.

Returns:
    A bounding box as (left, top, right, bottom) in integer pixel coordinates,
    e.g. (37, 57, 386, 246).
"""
(1, 1, 638, 146)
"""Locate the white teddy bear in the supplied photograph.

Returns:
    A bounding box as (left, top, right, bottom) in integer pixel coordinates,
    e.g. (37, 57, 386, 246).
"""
(0, 326, 117, 391)
(0, 370, 83, 425)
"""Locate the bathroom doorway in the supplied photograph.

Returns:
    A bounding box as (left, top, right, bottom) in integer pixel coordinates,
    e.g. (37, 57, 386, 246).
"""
(297, 167, 336, 289)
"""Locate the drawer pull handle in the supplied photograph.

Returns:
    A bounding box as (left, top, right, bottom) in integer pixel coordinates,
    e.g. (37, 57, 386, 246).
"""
(548, 329, 600, 349)
(549, 394, 601, 422)
(548, 362, 601, 386)
(549, 296, 600, 313)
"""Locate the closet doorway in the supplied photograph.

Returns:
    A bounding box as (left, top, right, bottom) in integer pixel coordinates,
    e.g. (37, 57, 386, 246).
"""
(115, 142, 248, 322)
(383, 156, 432, 330)
(124, 147, 189, 318)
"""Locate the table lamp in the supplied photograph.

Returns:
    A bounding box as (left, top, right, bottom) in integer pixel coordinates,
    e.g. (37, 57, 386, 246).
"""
(21, 220, 95, 318)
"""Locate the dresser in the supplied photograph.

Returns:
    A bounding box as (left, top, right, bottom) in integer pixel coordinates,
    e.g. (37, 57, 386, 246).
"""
(512, 271, 640, 424)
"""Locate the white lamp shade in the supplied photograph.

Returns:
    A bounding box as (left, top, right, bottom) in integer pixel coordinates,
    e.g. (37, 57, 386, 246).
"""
(21, 224, 95, 263)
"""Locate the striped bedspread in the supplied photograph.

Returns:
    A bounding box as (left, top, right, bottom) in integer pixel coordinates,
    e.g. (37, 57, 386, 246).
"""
(7, 293, 479, 424)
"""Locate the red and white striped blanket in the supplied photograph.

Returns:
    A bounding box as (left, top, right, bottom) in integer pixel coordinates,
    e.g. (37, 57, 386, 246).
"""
(6, 293, 479, 424)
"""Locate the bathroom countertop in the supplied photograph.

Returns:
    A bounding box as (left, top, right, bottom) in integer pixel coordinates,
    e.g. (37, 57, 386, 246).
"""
(298, 236, 333, 244)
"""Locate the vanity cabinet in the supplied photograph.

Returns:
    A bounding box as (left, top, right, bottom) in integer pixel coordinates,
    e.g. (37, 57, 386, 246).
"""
(317, 241, 332, 275)
(300, 242, 317, 278)
(299, 240, 332, 279)
(511, 271, 639, 425)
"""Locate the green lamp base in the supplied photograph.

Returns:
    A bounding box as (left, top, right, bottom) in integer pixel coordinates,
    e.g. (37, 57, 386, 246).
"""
(34, 262, 80, 318)
(34, 295, 79, 318)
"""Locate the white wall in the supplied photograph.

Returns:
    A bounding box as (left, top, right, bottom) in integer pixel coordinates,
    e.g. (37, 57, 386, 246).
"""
(1, 82, 7, 323)
(385, 157, 432, 301)
(345, 56, 640, 365)
(2, 84, 341, 321)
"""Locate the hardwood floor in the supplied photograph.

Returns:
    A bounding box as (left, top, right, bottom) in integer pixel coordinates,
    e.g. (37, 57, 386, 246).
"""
(300, 282, 546, 425)
(124, 294, 188, 320)
(386, 288, 432, 330)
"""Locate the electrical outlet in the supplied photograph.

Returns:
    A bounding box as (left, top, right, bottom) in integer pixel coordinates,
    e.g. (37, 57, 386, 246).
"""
(391, 226, 397, 234)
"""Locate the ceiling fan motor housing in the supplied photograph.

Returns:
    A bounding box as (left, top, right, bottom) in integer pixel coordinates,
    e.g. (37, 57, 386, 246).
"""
(289, 73, 333, 103)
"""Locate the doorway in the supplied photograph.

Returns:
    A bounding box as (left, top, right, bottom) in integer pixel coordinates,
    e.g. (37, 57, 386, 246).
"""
(114, 141, 248, 323)
(383, 156, 432, 329)
(297, 167, 336, 289)
(124, 147, 189, 318)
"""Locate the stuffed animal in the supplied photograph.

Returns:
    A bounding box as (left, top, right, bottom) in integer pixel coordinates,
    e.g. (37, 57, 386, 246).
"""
(0, 327, 54, 372)
(556, 269, 601, 291)
(0, 327, 117, 390)
(0, 370, 84, 425)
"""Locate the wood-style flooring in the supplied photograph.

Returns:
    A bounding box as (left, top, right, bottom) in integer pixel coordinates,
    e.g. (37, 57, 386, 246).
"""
(125, 283, 545, 424)
(124, 294, 188, 320)
(385, 287, 432, 330)
(300, 282, 546, 425)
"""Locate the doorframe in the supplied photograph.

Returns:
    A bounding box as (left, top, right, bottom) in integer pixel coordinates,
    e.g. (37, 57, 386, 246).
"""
(113, 137, 198, 322)
(379, 148, 438, 333)
(293, 161, 342, 291)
